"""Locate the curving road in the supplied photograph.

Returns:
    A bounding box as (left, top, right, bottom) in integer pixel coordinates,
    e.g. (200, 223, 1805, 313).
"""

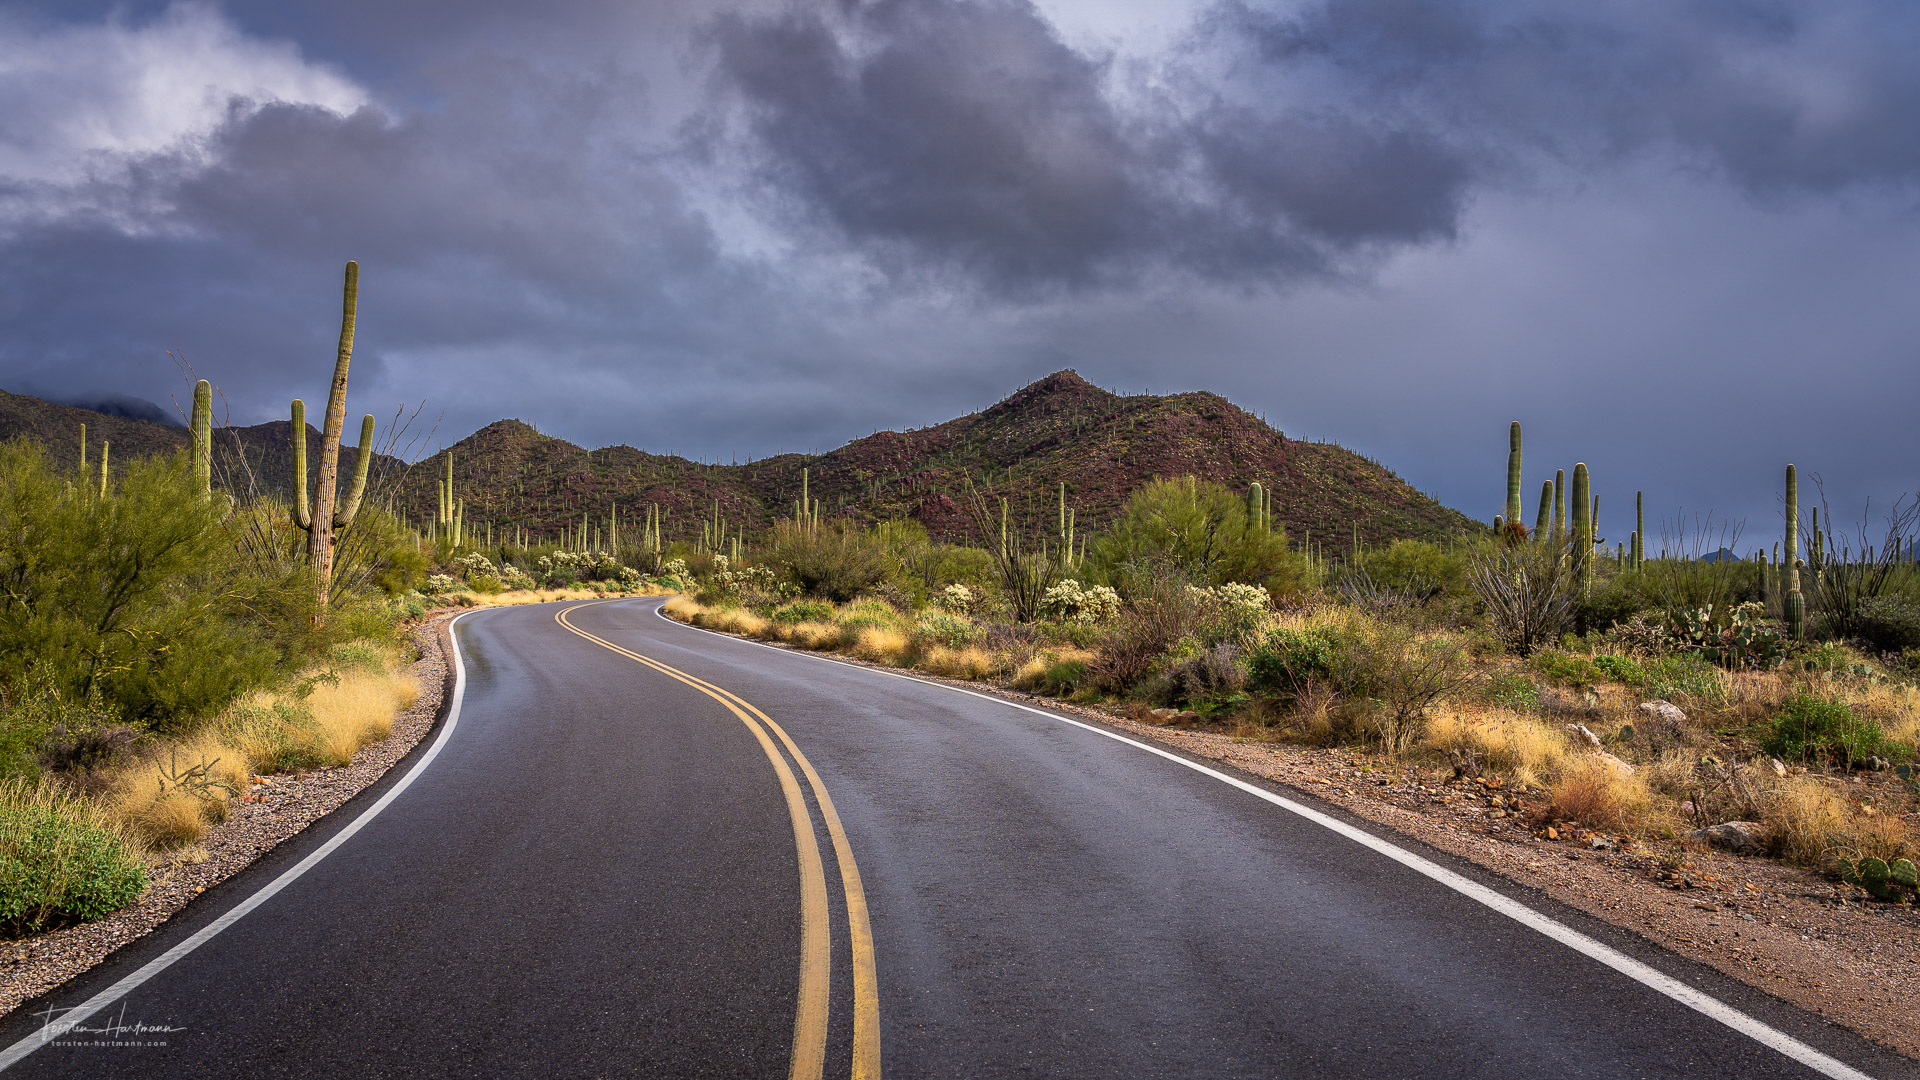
(1, 597, 1912, 1079)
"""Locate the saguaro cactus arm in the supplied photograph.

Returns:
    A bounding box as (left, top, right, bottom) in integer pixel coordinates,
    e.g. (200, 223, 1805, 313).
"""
(333, 413, 376, 527)
(290, 399, 312, 529)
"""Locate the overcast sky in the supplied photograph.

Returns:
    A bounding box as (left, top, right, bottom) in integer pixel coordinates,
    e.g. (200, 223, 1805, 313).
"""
(3, 0, 1917, 548)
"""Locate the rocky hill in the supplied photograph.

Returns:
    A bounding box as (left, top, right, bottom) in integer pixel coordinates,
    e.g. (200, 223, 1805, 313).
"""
(1, 373, 1479, 548)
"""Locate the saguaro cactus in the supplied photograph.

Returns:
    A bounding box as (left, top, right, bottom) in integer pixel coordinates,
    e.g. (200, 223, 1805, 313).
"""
(1534, 481, 1552, 542)
(1634, 490, 1645, 569)
(191, 379, 212, 496)
(1784, 464, 1804, 639)
(1553, 469, 1566, 541)
(1505, 422, 1523, 525)
(1570, 463, 1592, 589)
(1247, 482, 1266, 533)
(290, 261, 375, 615)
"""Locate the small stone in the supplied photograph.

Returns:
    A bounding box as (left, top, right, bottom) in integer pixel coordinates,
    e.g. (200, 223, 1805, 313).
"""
(1686, 820, 1767, 856)
(1589, 836, 1615, 851)
(1770, 758, 1788, 778)
(1488, 809, 1508, 819)
(1638, 700, 1688, 726)
(1566, 724, 1604, 749)
(1545, 826, 1559, 840)
(1593, 751, 1636, 776)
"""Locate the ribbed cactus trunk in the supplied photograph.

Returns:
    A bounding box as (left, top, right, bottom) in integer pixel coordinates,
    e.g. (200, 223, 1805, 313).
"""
(1247, 482, 1265, 533)
(1635, 490, 1644, 569)
(1553, 470, 1566, 541)
(1534, 481, 1552, 542)
(1570, 464, 1591, 591)
(1505, 422, 1523, 525)
(191, 379, 212, 496)
(1784, 464, 1804, 640)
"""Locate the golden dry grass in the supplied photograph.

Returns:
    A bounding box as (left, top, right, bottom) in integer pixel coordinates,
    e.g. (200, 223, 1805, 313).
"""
(918, 646, 999, 680)
(1549, 753, 1667, 836)
(851, 627, 912, 665)
(696, 606, 771, 637)
(1762, 776, 1910, 868)
(1011, 656, 1051, 689)
(303, 667, 421, 767)
(779, 621, 842, 650)
(1423, 708, 1569, 787)
(662, 596, 704, 622)
(103, 730, 255, 848)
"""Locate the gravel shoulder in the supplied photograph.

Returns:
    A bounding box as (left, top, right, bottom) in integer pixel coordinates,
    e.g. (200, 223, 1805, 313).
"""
(0, 612, 457, 1019)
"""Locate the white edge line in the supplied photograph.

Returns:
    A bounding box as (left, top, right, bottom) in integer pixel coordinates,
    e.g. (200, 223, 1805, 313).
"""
(0, 610, 476, 1072)
(647, 600, 1876, 1080)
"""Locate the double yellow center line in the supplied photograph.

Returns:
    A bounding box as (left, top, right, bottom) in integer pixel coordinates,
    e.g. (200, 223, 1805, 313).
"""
(555, 602, 880, 1080)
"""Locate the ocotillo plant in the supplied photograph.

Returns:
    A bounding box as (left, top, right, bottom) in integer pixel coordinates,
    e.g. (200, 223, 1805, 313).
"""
(1506, 422, 1523, 525)
(191, 379, 212, 496)
(1570, 464, 1592, 590)
(1785, 464, 1804, 639)
(290, 261, 375, 615)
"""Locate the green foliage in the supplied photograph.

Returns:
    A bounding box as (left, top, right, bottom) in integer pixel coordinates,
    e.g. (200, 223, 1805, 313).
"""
(0, 780, 147, 937)
(1529, 649, 1603, 688)
(0, 441, 283, 732)
(1483, 672, 1541, 712)
(914, 612, 984, 649)
(1592, 653, 1646, 684)
(1854, 595, 1920, 655)
(1762, 695, 1893, 766)
(1088, 477, 1308, 595)
(1247, 627, 1341, 697)
(767, 521, 893, 602)
(220, 701, 325, 774)
(771, 600, 836, 624)
(1639, 655, 1725, 701)
(1035, 658, 1088, 697)
(1350, 540, 1467, 602)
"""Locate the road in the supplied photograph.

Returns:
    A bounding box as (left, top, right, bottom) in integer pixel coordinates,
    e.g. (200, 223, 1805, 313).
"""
(1, 597, 1910, 1078)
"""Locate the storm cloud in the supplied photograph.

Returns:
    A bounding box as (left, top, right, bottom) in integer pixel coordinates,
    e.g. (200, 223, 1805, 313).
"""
(1, 0, 1916, 532)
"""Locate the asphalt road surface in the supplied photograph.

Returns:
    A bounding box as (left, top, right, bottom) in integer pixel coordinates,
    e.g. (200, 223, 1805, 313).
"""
(2, 597, 1911, 1079)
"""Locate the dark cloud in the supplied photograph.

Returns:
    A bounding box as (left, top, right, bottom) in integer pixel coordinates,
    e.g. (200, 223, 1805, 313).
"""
(702, 0, 1476, 292)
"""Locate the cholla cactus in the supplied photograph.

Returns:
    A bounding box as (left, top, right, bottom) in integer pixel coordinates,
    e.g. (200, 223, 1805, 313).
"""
(451, 552, 497, 580)
(937, 583, 977, 614)
(498, 563, 534, 590)
(423, 573, 461, 596)
(1040, 579, 1122, 624)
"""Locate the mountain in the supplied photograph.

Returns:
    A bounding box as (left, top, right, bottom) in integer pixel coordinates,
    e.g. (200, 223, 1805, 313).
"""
(1, 373, 1479, 548)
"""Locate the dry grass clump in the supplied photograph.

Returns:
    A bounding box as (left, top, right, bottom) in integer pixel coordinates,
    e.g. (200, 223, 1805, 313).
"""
(696, 606, 771, 637)
(851, 628, 912, 665)
(1012, 656, 1051, 689)
(1549, 754, 1667, 836)
(304, 666, 420, 766)
(104, 732, 251, 848)
(1424, 708, 1568, 786)
(662, 596, 704, 622)
(1762, 776, 1910, 869)
(918, 646, 999, 680)
(777, 621, 843, 650)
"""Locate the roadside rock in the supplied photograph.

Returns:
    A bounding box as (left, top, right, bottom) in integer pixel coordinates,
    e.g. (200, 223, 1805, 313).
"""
(1566, 724, 1603, 749)
(1592, 751, 1636, 777)
(1634, 701, 1694, 747)
(1687, 820, 1768, 856)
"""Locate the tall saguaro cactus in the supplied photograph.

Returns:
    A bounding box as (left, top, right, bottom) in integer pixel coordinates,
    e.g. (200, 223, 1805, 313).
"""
(1634, 490, 1645, 569)
(191, 379, 212, 496)
(1553, 469, 1566, 541)
(291, 261, 375, 615)
(1570, 463, 1592, 590)
(1784, 464, 1804, 640)
(1534, 481, 1552, 542)
(1505, 422, 1523, 525)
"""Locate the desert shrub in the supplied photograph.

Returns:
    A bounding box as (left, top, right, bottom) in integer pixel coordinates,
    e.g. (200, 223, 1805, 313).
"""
(1039, 580, 1122, 625)
(767, 521, 892, 602)
(0, 442, 284, 733)
(1350, 540, 1467, 602)
(1193, 582, 1272, 646)
(1339, 623, 1475, 751)
(1765, 776, 1910, 870)
(1089, 571, 1220, 693)
(1854, 595, 1920, 655)
(1592, 653, 1646, 685)
(836, 598, 907, 638)
(422, 573, 462, 596)
(1762, 696, 1895, 766)
(772, 600, 837, 624)
(1468, 539, 1579, 656)
(1033, 657, 1090, 696)
(1247, 626, 1342, 698)
(1087, 477, 1309, 595)
(1482, 672, 1542, 712)
(1640, 654, 1725, 701)
(1155, 644, 1246, 711)
(1424, 710, 1568, 783)
(221, 700, 326, 774)
(1529, 650, 1602, 688)
(0, 779, 147, 936)
(914, 612, 984, 649)
(936, 584, 977, 614)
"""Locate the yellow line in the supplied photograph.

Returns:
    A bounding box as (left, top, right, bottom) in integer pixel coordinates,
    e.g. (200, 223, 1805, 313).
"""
(555, 603, 831, 1080)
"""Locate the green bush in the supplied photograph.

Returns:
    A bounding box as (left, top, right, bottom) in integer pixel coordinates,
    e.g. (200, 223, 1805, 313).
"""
(1592, 653, 1647, 685)
(915, 612, 984, 649)
(1247, 627, 1342, 696)
(1854, 595, 1920, 655)
(1640, 654, 1724, 702)
(1087, 477, 1310, 596)
(1, 780, 146, 936)
(1529, 649, 1603, 688)
(1483, 672, 1541, 712)
(1762, 696, 1895, 766)
(771, 600, 837, 624)
(767, 522, 893, 602)
(1037, 658, 1088, 697)
(1351, 540, 1467, 602)
(220, 701, 325, 774)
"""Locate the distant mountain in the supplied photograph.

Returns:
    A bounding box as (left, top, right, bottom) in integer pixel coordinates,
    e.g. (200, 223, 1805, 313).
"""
(53, 393, 181, 427)
(2, 372, 1479, 548)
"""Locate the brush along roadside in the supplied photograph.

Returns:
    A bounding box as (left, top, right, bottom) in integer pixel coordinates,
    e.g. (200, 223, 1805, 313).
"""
(0, 616, 453, 1019)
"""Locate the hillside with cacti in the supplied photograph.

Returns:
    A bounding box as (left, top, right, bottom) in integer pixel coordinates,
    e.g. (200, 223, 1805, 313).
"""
(1, 370, 1477, 550)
